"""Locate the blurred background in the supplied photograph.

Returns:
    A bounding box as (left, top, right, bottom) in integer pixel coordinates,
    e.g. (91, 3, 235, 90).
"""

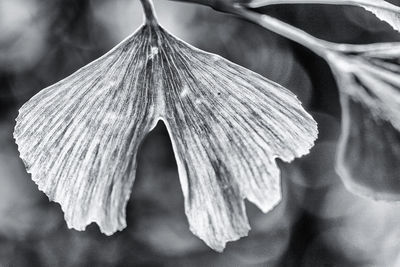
(1, 0, 400, 266)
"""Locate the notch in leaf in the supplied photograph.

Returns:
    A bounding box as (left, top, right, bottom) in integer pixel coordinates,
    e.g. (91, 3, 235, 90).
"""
(327, 43, 400, 201)
(14, 0, 317, 251)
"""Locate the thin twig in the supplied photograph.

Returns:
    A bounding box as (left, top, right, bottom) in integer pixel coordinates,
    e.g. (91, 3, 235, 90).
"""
(230, 5, 336, 57)
(245, 0, 400, 13)
(168, 0, 400, 58)
(247, 0, 356, 6)
(170, 0, 340, 58)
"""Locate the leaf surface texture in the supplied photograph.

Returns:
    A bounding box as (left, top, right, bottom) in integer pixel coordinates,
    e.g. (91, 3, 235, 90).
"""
(14, 24, 317, 250)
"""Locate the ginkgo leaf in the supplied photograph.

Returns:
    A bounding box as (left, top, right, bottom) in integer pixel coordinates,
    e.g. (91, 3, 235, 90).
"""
(327, 44, 400, 200)
(161, 36, 317, 250)
(242, 0, 400, 33)
(14, 1, 317, 251)
(15, 25, 161, 236)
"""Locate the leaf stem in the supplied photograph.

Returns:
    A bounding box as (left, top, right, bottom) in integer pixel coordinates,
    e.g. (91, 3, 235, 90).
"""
(140, 0, 159, 25)
(230, 5, 336, 58)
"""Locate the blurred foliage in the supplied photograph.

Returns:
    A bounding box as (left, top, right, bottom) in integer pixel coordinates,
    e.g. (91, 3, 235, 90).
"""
(1, 0, 400, 266)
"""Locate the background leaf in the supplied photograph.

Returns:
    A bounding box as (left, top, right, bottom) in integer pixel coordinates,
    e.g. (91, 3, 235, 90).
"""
(329, 45, 400, 200)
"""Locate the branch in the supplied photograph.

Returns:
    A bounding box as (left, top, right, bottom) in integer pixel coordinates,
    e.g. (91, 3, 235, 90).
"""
(169, 0, 338, 58)
(244, 0, 398, 12)
(230, 6, 336, 57)
(243, 0, 400, 33)
(168, 0, 400, 57)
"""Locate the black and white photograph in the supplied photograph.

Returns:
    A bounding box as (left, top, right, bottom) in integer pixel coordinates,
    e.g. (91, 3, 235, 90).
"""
(1, 0, 400, 266)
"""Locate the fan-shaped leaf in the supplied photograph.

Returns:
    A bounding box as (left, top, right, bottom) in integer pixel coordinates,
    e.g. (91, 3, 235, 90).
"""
(159, 33, 317, 250)
(328, 44, 400, 200)
(14, 21, 317, 250)
(15, 26, 162, 235)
